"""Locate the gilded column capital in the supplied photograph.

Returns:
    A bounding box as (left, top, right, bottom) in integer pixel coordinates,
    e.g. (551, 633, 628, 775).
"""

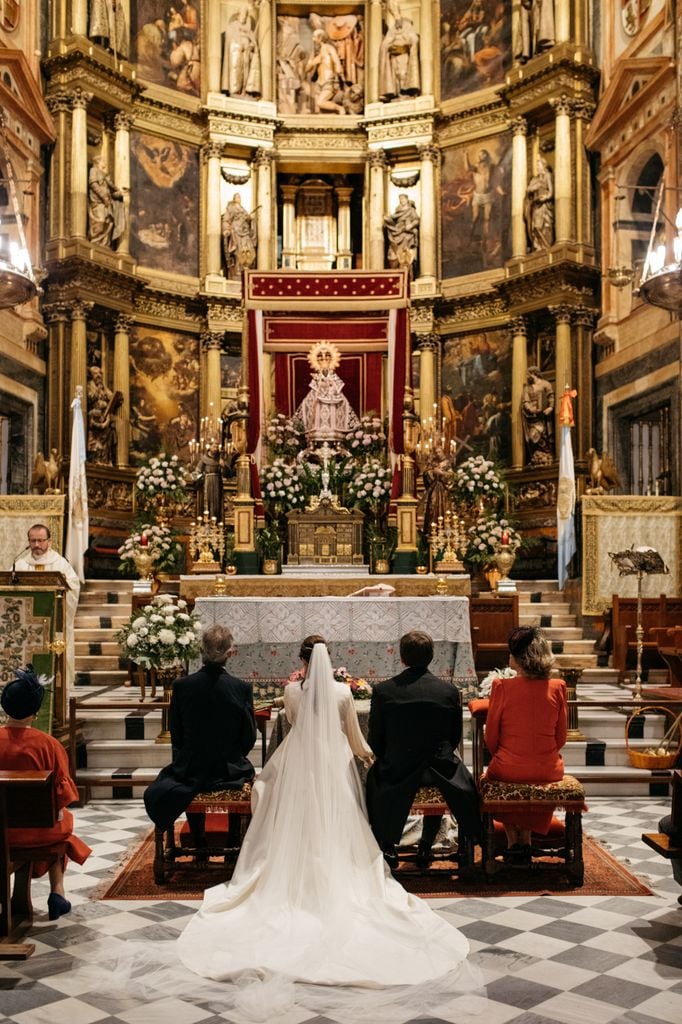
(201, 330, 224, 352)
(417, 144, 440, 164)
(550, 95, 573, 118)
(115, 313, 134, 333)
(201, 141, 223, 163)
(43, 303, 70, 324)
(416, 333, 439, 353)
(574, 306, 596, 328)
(69, 299, 93, 322)
(69, 88, 93, 110)
(114, 111, 135, 133)
(368, 149, 387, 169)
(573, 100, 596, 122)
(509, 316, 528, 336)
(46, 91, 73, 115)
(253, 147, 273, 169)
(549, 303, 573, 325)
(511, 116, 528, 137)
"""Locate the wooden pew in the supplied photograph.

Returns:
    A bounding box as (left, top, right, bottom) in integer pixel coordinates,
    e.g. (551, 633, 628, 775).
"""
(0, 770, 61, 960)
(650, 627, 682, 687)
(470, 594, 519, 674)
(612, 595, 682, 684)
(642, 770, 682, 904)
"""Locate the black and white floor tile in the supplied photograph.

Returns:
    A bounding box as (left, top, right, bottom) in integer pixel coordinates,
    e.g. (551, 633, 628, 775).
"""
(1, 798, 680, 1024)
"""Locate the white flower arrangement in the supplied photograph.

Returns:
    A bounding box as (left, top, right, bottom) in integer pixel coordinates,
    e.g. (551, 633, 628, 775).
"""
(478, 666, 517, 698)
(117, 523, 180, 576)
(265, 413, 304, 459)
(347, 416, 386, 457)
(260, 457, 306, 511)
(116, 594, 202, 670)
(344, 457, 392, 510)
(464, 516, 522, 567)
(453, 455, 504, 505)
(135, 453, 190, 505)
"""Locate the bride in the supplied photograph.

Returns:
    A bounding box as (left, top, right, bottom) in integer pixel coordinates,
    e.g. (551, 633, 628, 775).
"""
(176, 641, 474, 992)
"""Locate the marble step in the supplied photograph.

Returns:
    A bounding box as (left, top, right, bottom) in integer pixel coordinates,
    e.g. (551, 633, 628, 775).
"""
(515, 580, 561, 592)
(76, 602, 134, 618)
(86, 740, 174, 768)
(74, 615, 130, 629)
(79, 591, 132, 607)
(75, 627, 124, 642)
(75, 641, 125, 656)
(81, 579, 132, 592)
(518, 601, 573, 616)
(74, 655, 126, 671)
(520, 613, 577, 628)
(74, 668, 129, 687)
(79, 709, 162, 741)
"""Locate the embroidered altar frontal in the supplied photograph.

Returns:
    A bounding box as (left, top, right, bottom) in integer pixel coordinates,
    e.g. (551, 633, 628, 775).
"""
(194, 595, 477, 700)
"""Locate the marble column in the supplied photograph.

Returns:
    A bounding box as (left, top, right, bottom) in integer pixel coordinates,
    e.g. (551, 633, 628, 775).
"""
(257, 0, 273, 103)
(336, 185, 353, 270)
(69, 300, 92, 425)
(552, 96, 572, 243)
(72, 0, 87, 36)
(113, 314, 132, 466)
(511, 317, 528, 470)
(254, 149, 273, 269)
(367, 0, 383, 104)
(46, 93, 71, 242)
(44, 305, 69, 458)
(555, 0, 571, 43)
(511, 116, 528, 258)
(419, 0, 434, 97)
(551, 305, 573, 455)
(206, 0, 222, 93)
(574, 101, 595, 247)
(281, 183, 297, 268)
(574, 307, 594, 460)
(417, 145, 438, 280)
(113, 111, 133, 255)
(202, 142, 223, 277)
(70, 89, 92, 239)
(202, 331, 224, 427)
(368, 149, 387, 270)
(417, 334, 438, 428)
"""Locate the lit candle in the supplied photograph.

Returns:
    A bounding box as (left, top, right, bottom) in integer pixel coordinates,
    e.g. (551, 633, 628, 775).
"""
(140, 533, 149, 547)
(501, 530, 509, 545)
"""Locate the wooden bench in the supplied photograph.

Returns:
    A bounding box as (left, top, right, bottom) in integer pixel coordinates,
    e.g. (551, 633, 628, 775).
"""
(642, 769, 682, 903)
(0, 770, 63, 960)
(470, 594, 519, 674)
(612, 594, 682, 684)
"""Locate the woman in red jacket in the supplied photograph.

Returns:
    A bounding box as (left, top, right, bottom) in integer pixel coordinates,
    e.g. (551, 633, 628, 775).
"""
(485, 626, 567, 864)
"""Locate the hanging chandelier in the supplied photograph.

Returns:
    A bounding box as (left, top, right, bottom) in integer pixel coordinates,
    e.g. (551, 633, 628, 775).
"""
(638, 180, 682, 313)
(0, 113, 38, 309)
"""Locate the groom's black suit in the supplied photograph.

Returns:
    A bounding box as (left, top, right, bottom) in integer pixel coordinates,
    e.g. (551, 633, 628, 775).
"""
(366, 666, 480, 847)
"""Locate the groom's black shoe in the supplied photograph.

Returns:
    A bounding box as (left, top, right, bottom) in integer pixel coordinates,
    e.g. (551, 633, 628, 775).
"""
(382, 844, 399, 871)
(416, 842, 432, 872)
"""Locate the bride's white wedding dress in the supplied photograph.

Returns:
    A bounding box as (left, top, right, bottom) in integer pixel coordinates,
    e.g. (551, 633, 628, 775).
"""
(177, 645, 471, 988)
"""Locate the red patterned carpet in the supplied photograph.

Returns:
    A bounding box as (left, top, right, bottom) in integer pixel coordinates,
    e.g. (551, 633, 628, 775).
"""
(102, 831, 652, 900)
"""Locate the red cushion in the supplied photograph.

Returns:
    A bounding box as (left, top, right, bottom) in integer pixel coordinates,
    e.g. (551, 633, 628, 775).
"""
(179, 812, 230, 846)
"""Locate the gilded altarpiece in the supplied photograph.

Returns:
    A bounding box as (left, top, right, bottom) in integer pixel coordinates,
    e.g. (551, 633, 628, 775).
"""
(440, 0, 512, 101)
(131, 0, 202, 96)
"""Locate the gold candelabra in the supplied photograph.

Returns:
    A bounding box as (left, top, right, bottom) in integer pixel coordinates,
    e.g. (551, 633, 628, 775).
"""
(188, 402, 226, 471)
(415, 402, 457, 465)
(428, 512, 465, 574)
(189, 510, 225, 573)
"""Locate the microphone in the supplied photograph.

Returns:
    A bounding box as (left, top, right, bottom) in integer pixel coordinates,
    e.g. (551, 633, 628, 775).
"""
(11, 546, 29, 585)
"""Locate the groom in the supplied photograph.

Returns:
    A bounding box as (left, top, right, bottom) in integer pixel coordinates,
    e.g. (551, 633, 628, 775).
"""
(366, 630, 480, 869)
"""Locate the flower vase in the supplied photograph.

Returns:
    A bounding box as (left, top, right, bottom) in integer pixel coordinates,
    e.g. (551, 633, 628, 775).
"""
(494, 545, 516, 591)
(262, 558, 280, 575)
(374, 558, 390, 575)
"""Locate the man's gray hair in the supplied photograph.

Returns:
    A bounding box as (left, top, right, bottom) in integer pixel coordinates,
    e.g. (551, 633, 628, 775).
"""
(202, 624, 234, 664)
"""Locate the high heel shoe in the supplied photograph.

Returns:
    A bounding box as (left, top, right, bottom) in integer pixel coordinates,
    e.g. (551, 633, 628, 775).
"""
(47, 892, 72, 920)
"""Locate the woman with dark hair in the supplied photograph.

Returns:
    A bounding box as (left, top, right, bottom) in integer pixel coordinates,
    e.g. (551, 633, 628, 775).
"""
(484, 626, 567, 864)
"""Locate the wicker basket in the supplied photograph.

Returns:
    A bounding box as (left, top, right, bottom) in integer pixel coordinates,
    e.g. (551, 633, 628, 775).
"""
(625, 705, 682, 770)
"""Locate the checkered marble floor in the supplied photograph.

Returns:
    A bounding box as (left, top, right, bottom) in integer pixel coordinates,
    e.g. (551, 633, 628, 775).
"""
(2, 798, 680, 1024)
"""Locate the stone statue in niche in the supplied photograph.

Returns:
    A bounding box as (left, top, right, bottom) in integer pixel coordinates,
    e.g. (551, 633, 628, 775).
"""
(525, 156, 554, 251)
(275, 13, 364, 116)
(521, 365, 555, 467)
(384, 194, 420, 275)
(88, 156, 126, 248)
(295, 342, 360, 445)
(379, 0, 420, 102)
(221, 193, 257, 278)
(276, 15, 308, 114)
(89, 0, 129, 59)
(514, 0, 555, 64)
(305, 28, 346, 114)
(221, 3, 262, 97)
(87, 365, 123, 465)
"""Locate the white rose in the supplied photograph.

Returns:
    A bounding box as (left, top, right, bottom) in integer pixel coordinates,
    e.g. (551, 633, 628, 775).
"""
(132, 617, 147, 630)
(159, 629, 175, 644)
(150, 614, 163, 623)
(126, 635, 138, 647)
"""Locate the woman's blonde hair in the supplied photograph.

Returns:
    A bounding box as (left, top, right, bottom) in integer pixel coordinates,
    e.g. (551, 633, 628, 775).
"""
(508, 626, 555, 678)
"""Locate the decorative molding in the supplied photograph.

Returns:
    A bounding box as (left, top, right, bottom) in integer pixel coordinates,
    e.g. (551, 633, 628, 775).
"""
(509, 316, 528, 336)
(113, 111, 134, 132)
(368, 148, 387, 168)
(253, 147, 273, 168)
(416, 333, 439, 352)
(46, 91, 73, 114)
(69, 87, 93, 109)
(134, 292, 204, 325)
(201, 330, 225, 352)
(70, 299, 94, 321)
(201, 141, 223, 162)
(417, 144, 439, 163)
(366, 118, 433, 145)
(115, 314, 134, 333)
(549, 303, 573, 324)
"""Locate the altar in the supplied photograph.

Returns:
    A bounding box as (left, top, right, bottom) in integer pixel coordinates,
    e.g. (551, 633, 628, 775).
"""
(194, 595, 476, 699)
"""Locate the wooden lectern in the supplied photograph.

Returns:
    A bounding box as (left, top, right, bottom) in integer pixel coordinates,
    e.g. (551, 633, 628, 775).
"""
(0, 572, 69, 733)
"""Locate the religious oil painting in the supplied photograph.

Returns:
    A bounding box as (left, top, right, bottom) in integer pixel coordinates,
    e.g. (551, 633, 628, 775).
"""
(221, 353, 241, 391)
(440, 133, 512, 278)
(131, 0, 201, 95)
(440, 1, 512, 102)
(441, 327, 513, 466)
(129, 327, 200, 466)
(130, 131, 199, 276)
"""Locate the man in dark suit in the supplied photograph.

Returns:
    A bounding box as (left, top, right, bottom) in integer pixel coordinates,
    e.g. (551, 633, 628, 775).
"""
(366, 630, 480, 870)
(144, 624, 256, 850)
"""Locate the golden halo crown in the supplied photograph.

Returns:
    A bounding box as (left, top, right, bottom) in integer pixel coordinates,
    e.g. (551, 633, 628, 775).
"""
(307, 341, 341, 372)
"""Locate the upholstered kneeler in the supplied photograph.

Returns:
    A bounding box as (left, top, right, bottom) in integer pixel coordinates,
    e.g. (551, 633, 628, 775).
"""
(480, 775, 586, 885)
(153, 784, 252, 884)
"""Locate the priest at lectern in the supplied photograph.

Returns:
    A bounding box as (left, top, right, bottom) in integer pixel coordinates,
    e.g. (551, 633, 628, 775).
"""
(15, 523, 81, 690)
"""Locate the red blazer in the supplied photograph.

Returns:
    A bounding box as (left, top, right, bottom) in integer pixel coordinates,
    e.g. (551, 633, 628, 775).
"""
(485, 675, 567, 784)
